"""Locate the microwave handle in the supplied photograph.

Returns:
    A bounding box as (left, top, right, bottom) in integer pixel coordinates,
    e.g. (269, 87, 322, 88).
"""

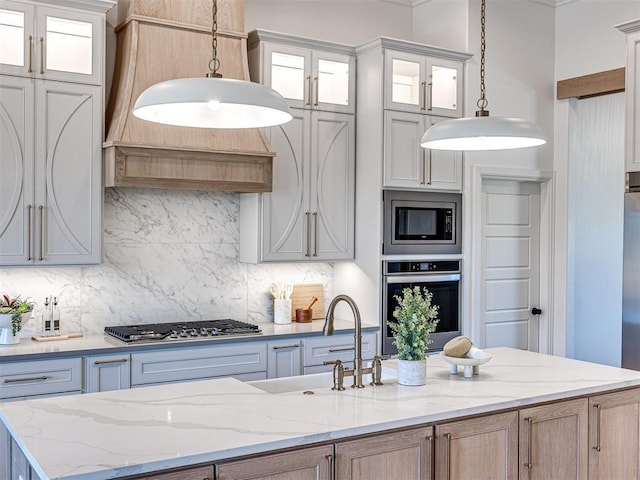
(445, 213, 453, 233)
(385, 274, 461, 284)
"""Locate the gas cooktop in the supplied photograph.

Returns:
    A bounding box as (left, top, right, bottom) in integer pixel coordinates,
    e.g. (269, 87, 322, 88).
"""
(104, 319, 262, 343)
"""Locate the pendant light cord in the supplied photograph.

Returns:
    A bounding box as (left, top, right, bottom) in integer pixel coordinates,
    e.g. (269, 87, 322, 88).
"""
(476, 0, 489, 116)
(207, 0, 221, 78)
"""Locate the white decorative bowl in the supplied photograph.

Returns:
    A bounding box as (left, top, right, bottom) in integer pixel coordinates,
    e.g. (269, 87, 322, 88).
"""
(441, 354, 492, 378)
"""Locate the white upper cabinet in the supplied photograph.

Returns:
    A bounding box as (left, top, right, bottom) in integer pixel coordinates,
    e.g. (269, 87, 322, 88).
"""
(249, 29, 356, 114)
(0, 0, 103, 85)
(384, 49, 463, 118)
(617, 20, 640, 172)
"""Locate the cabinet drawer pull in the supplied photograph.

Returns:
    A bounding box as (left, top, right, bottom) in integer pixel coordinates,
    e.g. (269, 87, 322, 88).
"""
(306, 75, 312, 106)
(593, 403, 602, 452)
(39, 205, 44, 261)
(313, 212, 318, 257)
(326, 454, 334, 480)
(4, 375, 50, 384)
(27, 204, 33, 261)
(272, 344, 300, 350)
(94, 358, 128, 365)
(329, 347, 354, 353)
(444, 432, 452, 480)
(27, 35, 33, 73)
(524, 417, 533, 471)
(305, 212, 311, 257)
(39, 37, 44, 74)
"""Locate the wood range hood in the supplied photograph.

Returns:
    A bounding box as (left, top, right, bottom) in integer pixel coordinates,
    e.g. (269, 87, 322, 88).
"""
(104, 0, 274, 192)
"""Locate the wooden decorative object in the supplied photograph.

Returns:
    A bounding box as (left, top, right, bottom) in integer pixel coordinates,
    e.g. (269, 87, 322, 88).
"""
(104, 0, 275, 191)
(290, 284, 325, 320)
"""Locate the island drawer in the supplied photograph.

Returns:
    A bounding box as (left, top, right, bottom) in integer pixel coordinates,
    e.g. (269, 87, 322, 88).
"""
(0, 358, 82, 400)
(131, 343, 268, 386)
(303, 332, 377, 367)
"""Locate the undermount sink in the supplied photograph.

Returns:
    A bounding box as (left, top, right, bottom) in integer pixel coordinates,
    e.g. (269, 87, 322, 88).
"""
(248, 364, 397, 394)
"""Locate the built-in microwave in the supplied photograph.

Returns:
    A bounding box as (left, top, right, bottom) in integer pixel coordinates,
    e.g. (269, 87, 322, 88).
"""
(383, 190, 462, 255)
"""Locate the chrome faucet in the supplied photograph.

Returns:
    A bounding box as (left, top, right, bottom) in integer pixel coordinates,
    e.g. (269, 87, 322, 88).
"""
(323, 294, 383, 389)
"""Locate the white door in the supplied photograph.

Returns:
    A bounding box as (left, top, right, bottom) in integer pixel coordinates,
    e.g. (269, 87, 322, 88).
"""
(481, 179, 541, 351)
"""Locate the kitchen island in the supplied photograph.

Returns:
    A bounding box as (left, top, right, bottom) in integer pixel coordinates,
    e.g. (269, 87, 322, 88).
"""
(2, 347, 640, 480)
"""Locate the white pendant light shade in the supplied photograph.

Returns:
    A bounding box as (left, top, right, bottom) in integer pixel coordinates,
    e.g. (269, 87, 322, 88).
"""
(420, 116, 547, 151)
(133, 77, 293, 129)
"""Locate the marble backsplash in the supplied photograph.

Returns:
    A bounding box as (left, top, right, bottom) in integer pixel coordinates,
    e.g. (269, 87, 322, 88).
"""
(0, 189, 333, 337)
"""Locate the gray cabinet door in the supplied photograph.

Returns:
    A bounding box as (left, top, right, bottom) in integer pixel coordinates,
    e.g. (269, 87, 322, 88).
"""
(0, 75, 34, 265)
(35, 80, 101, 264)
(267, 340, 302, 378)
(84, 354, 131, 393)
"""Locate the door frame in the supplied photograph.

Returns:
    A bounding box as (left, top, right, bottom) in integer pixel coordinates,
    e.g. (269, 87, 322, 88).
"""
(465, 165, 555, 354)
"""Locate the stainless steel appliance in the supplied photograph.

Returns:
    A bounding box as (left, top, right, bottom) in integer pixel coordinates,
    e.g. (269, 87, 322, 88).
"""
(382, 259, 461, 354)
(383, 190, 462, 255)
(623, 173, 640, 369)
(104, 319, 262, 343)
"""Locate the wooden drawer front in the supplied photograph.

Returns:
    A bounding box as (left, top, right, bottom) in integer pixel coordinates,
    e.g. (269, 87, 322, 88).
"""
(303, 332, 377, 367)
(0, 358, 82, 399)
(131, 343, 267, 386)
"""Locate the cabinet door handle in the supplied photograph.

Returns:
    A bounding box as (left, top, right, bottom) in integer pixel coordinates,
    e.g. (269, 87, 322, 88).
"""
(39, 205, 44, 261)
(39, 37, 44, 74)
(426, 435, 434, 480)
(94, 358, 129, 365)
(326, 454, 334, 480)
(593, 403, 602, 452)
(314, 76, 319, 106)
(524, 417, 533, 471)
(420, 150, 426, 185)
(329, 346, 355, 353)
(27, 35, 33, 73)
(420, 80, 427, 110)
(427, 150, 432, 185)
(4, 376, 50, 384)
(272, 344, 300, 350)
(427, 78, 433, 111)
(27, 204, 33, 261)
(444, 432, 452, 480)
(306, 75, 312, 106)
(313, 212, 318, 257)
(305, 212, 311, 257)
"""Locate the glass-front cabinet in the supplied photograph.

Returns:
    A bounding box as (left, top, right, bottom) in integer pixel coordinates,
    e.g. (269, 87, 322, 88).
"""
(249, 30, 356, 114)
(384, 49, 463, 118)
(0, 0, 102, 84)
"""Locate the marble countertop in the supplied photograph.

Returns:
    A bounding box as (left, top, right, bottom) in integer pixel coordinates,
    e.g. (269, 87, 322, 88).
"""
(0, 319, 378, 361)
(3, 347, 640, 480)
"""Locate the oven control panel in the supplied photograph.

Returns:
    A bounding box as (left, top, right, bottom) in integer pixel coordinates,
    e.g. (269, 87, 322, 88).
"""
(384, 260, 460, 274)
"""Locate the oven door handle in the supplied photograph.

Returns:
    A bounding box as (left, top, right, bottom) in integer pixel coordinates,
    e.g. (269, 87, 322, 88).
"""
(385, 274, 461, 284)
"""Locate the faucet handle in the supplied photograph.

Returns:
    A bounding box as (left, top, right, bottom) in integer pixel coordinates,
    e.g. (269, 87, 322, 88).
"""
(370, 356, 386, 386)
(324, 360, 346, 391)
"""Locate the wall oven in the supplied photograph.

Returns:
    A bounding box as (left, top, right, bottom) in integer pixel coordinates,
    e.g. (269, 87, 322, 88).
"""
(383, 190, 462, 255)
(382, 259, 461, 354)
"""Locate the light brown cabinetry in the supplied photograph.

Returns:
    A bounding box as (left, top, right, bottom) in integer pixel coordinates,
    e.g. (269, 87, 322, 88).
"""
(217, 444, 333, 480)
(519, 398, 589, 480)
(436, 411, 518, 480)
(588, 388, 640, 479)
(336, 426, 433, 480)
(133, 465, 213, 480)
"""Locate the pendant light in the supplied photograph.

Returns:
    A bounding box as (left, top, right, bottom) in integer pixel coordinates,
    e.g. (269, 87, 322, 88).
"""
(420, 0, 546, 151)
(132, 0, 292, 129)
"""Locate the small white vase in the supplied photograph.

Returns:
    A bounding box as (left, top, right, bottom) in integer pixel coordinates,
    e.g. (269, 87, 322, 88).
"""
(0, 313, 19, 345)
(397, 358, 427, 386)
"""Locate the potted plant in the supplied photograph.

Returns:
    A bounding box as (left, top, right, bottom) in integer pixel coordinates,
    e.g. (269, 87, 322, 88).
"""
(0, 294, 35, 345)
(390, 286, 439, 386)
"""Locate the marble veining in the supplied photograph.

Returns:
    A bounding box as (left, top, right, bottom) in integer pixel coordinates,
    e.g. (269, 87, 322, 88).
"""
(0, 189, 334, 336)
(3, 348, 640, 480)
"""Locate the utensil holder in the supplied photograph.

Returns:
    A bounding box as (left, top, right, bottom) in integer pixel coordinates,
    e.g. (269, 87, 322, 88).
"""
(274, 299, 292, 325)
(295, 308, 313, 323)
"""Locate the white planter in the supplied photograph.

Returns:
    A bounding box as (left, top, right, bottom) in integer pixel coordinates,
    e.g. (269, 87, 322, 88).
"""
(0, 313, 19, 345)
(397, 358, 427, 386)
